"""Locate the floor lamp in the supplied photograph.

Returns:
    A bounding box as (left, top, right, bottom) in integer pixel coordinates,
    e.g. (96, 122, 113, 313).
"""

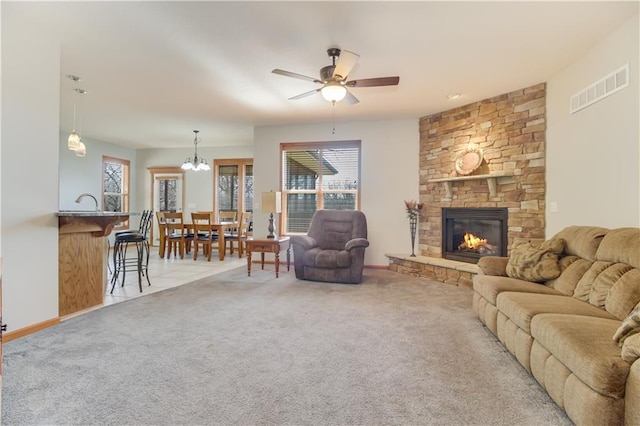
(262, 191, 282, 238)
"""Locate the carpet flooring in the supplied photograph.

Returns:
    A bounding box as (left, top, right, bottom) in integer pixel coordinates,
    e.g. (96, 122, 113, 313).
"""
(2, 267, 572, 425)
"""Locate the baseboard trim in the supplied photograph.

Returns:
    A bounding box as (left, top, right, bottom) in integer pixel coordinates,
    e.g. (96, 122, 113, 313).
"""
(253, 261, 388, 270)
(366, 264, 389, 270)
(3, 318, 60, 343)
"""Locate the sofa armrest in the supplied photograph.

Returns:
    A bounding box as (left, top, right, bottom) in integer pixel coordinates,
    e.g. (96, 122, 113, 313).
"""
(345, 238, 369, 251)
(476, 256, 509, 276)
(290, 235, 318, 250)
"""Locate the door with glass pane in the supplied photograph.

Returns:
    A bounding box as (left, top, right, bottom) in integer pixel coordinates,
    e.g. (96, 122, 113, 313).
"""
(148, 167, 184, 247)
(214, 159, 253, 225)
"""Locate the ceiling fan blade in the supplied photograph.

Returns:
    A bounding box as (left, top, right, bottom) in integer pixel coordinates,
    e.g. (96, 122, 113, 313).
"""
(272, 69, 322, 84)
(289, 88, 321, 100)
(333, 50, 359, 80)
(343, 90, 359, 105)
(346, 76, 400, 88)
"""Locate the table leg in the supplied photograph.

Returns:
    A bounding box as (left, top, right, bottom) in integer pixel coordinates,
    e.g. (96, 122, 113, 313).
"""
(286, 246, 291, 271)
(275, 251, 280, 278)
(158, 234, 165, 258)
(247, 250, 252, 276)
(261, 252, 265, 270)
(218, 229, 225, 261)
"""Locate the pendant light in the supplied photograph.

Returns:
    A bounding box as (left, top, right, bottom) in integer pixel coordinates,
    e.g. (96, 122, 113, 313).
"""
(74, 87, 88, 157)
(67, 75, 82, 151)
(66, 75, 88, 156)
(181, 130, 210, 171)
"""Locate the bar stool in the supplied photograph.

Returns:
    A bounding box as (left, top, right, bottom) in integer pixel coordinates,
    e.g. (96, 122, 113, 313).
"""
(110, 210, 153, 293)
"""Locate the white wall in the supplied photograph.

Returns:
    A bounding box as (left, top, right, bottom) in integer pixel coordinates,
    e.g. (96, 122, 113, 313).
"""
(135, 145, 254, 219)
(2, 10, 61, 331)
(546, 14, 640, 235)
(254, 119, 419, 267)
(59, 133, 137, 211)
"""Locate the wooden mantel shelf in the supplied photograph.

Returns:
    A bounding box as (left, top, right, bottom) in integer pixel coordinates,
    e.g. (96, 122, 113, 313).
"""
(427, 173, 513, 198)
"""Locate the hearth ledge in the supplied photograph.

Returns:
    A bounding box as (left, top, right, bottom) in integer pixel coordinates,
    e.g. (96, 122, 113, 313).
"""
(385, 253, 479, 274)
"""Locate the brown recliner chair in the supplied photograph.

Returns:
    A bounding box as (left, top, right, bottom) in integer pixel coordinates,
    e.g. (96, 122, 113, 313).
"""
(291, 210, 370, 284)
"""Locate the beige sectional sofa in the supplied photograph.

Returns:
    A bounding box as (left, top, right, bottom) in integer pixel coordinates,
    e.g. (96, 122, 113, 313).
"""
(472, 226, 640, 425)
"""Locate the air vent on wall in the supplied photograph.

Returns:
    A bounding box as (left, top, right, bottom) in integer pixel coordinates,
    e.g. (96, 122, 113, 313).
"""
(570, 64, 629, 114)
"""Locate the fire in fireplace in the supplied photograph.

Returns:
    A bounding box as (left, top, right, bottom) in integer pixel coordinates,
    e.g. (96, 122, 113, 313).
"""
(442, 207, 508, 264)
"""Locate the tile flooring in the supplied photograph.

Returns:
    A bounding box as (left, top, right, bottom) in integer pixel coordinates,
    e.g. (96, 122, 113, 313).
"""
(103, 245, 246, 307)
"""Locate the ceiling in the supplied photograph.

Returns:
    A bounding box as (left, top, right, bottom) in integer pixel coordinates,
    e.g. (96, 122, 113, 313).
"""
(7, 1, 638, 149)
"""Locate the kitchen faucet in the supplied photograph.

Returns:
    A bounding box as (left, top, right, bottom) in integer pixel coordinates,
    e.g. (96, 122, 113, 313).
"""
(75, 193, 100, 211)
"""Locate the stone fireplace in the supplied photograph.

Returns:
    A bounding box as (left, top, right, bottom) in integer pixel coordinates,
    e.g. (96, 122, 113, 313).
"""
(388, 83, 547, 286)
(442, 207, 508, 263)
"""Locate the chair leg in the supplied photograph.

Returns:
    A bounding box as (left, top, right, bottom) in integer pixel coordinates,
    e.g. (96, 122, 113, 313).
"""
(136, 242, 143, 293)
(143, 241, 151, 286)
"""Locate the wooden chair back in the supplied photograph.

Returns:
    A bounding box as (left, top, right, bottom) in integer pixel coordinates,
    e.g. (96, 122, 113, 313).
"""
(191, 212, 217, 261)
(219, 211, 237, 223)
(155, 211, 168, 257)
(163, 212, 186, 258)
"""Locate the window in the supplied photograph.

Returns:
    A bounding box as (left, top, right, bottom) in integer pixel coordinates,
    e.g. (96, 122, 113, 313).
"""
(158, 178, 178, 212)
(103, 156, 130, 228)
(281, 140, 361, 234)
(214, 159, 253, 220)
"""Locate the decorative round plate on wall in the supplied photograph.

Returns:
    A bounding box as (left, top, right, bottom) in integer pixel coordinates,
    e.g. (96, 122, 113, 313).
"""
(455, 148, 483, 175)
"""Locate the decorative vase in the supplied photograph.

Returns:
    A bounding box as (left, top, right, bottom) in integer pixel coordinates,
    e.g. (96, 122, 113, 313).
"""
(409, 215, 418, 257)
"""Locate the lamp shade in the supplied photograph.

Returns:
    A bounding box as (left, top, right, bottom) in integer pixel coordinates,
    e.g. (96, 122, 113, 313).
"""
(68, 132, 81, 151)
(321, 83, 347, 102)
(261, 191, 282, 213)
(75, 141, 86, 157)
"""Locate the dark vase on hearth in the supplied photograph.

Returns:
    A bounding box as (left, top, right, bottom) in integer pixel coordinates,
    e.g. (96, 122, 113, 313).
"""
(409, 215, 418, 257)
(404, 200, 423, 258)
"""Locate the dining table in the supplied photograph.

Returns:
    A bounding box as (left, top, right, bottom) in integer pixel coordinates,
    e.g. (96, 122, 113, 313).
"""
(183, 221, 238, 261)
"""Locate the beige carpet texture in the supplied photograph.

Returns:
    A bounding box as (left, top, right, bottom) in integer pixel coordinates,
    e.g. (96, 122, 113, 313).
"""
(2, 267, 571, 425)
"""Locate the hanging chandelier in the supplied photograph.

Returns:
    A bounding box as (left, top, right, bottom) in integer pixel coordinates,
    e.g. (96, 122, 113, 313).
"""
(181, 130, 210, 171)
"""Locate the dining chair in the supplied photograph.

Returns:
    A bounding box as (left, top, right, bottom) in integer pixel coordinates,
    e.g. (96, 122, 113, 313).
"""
(155, 211, 168, 258)
(226, 211, 252, 257)
(191, 212, 219, 261)
(164, 211, 187, 259)
(219, 210, 237, 223)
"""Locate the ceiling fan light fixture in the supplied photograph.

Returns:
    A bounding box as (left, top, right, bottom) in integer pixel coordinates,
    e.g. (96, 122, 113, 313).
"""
(321, 83, 347, 102)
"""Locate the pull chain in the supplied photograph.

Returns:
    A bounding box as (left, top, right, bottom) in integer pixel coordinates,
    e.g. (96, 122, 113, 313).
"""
(331, 100, 336, 134)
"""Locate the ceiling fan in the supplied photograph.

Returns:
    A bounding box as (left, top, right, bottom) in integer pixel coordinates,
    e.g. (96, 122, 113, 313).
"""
(272, 48, 399, 105)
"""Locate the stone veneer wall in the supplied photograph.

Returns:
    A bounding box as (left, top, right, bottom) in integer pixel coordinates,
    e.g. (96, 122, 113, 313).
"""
(419, 83, 547, 258)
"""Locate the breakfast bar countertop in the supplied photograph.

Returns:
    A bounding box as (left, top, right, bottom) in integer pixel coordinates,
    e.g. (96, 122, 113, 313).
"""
(56, 211, 136, 217)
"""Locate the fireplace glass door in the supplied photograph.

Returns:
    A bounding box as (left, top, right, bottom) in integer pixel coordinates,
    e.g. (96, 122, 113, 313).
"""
(442, 208, 508, 263)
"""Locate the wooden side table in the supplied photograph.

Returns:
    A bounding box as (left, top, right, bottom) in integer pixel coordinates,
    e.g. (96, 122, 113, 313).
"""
(245, 236, 290, 278)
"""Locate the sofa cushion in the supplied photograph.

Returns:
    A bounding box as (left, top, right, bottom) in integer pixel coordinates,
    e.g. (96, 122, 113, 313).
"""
(573, 261, 640, 320)
(613, 304, 640, 346)
(595, 227, 640, 269)
(506, 238, 564, 282)
(531, 314, 629, 399)
(553, 226, 608, 261)
(605, 268, 640, 320)
(302, 248, 351, 268)
(545, 256, 594, 296)
(622, 333, 640, 363)
(497, 293, 616, 334)
(473, 274, 562, 305)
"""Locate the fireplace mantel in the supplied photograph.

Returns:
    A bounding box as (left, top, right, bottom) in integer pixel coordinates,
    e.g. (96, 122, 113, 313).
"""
(427, 172, 513, 199)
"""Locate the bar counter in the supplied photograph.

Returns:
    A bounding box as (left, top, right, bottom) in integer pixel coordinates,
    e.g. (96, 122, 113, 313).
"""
(57, 211, 130, 316)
